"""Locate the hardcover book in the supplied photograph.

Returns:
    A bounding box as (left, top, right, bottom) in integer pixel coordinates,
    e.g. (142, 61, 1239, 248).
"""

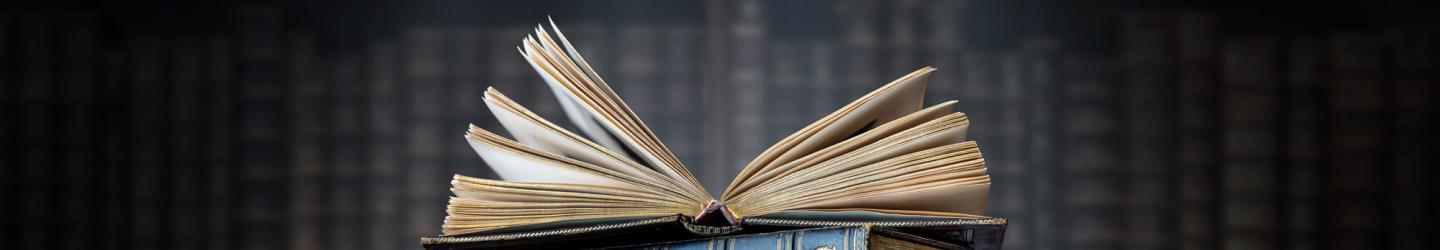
(421, 19, 1005, 249)
(601, 225, 986, 250)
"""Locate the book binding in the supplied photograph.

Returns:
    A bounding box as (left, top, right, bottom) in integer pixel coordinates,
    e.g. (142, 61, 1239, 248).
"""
(421, 215, 1006, 249)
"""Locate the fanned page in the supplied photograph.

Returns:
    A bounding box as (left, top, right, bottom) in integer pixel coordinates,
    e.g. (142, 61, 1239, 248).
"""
(443, 21, 712, 236)
(442, 20, 991, 236)
(482, 88, 708, 203)
(518, 20, 704, 192)
(719, 67, 991, 219)
(721, 67, 935, 198)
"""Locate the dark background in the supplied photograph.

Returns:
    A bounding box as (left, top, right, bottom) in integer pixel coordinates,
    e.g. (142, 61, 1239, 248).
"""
(2, 0, 1438, 249)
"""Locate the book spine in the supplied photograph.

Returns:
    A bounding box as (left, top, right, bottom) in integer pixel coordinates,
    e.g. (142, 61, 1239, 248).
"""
(808, 41, 840, 117)
(835, 0, 880, 99)
(960, 51, 999, 141)
(919, 0, 965, 105)
(403, 26, 449, 240)
(447, 28, 486, 179)
(960, 51, 1001, 219)
(1175, 11, 1221, 250)
(1425, 35, 1440, 250)
(1020, 38, 1061, 250)
(169, 38, 207, 250)
(627, 226, 873, 249)
(1282, 35, 1325, 250)
(617, 24, 661, 133)
(204, 35, 235, 250)
(365, 41, 404, 250)
(0, 13, 13, 248)
(1387, 30, 1436, 250)
(1220, 36, 1283, 250)
(15, 14, 58, 249)
(1058, 55, 1122, 249)
(127, 36, 170, 250)
(287, 32, 329, 250)
(232, 7, 290, 249)
(97, 46, 128, 249)
(55, 14, 98, 250)
(329, 49, 367, 250)
(1119, 12, 1179, 249)
(701, 0, 734, 191)
(992, 50, 1030, 249)
(52, 14, 87, 249)
(730, 0, 767, 185)
(1324, 34, 1388, 249)
(885, 0, 921, 75)
(766, 41, 807, 141)
(660, 26, 704, 171)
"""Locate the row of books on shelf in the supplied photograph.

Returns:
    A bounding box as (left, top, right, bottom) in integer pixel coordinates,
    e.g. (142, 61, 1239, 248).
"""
(0, 9, 721, 250)
(0, 7, 1436, 250)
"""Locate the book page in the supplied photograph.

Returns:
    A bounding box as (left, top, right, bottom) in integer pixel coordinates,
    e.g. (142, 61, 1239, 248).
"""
(444, 176, 692, 235)
(482, 88, 709, 202)
(725, 102, 961, 197)
(728, 142, 989, 217)
(466, 126, 692, 200)
(724, 67, 935, 199)
(453, 175, 693, 206)
(518, 22, 708, 197)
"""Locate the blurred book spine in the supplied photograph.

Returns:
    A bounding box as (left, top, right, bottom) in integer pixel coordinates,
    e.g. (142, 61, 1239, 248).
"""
(959, 52, 997, 166)
(807, 42, 839, 119)
(1019, 38, 1060, 250)
(1324, 34, 1387, 249)
(56, 14, 98, 250)
(168, 38, 205, 250)
(993, 49, 1030, 249)
(127, 37, 168, 250)
(204, 36, 235, 250)
(0, 13, 14, 248)
(1058, 55, 1122, 249)
(366, 41, 404, 250)
(97, 43, 128, 249)
(766, 41, 807, 141)
(1283, 35, 1325, 250)
(0, 12, 10, 247)
(920, 0, 965, 105)
(287, 32, 329, 250)
(1387, 30, 1436, 250)
(886, 0, 921, 76)
(701, 0, 733, 192)
(618, 24, 661, 135)
(403, 26, 449, 241)
(233, 7, 290, 249)
(16, 14, 57, 250)
(730, 0, 768, 182)
(836, 0, 879, 99)
(1175, 11, 1221, 250)
(1220, 36, 1282, 250)
(1120, 12, 1179, 249)
(660, 26, 703, 170)
(329, 50, 367, 250)
(693, 0, 769, 193)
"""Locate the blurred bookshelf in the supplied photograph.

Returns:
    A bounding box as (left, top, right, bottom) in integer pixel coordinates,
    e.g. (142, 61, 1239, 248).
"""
(1, 0, 1438, 249)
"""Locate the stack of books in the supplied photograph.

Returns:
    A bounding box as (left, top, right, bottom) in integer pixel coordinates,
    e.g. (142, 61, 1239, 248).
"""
(420, 19, 1007, 249)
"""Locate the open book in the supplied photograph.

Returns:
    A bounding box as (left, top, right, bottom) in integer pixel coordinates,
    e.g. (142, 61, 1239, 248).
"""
(436, 20, 996, 242)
